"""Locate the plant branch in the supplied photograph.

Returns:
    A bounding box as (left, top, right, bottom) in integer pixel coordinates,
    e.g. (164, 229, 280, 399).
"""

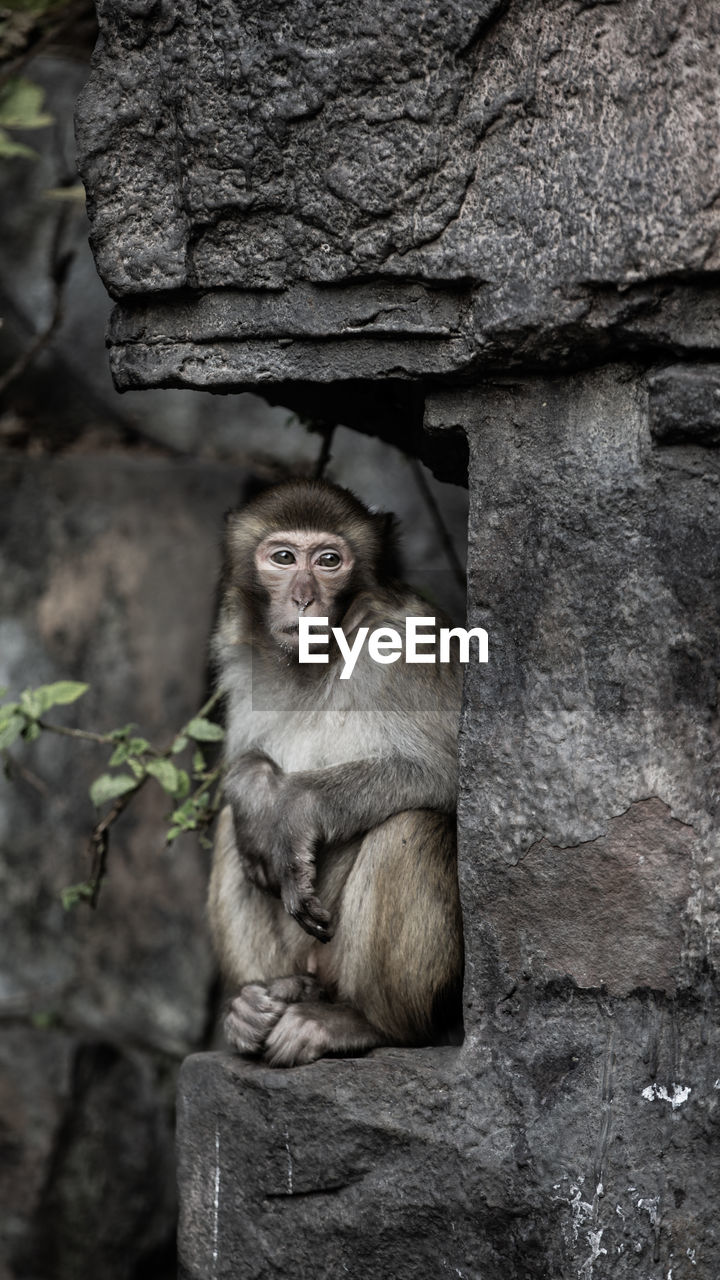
(0, 1, 93, 95)
(0, 204, 75, 400)
(35, 720, 114, 746)
(410, 456, 467, 593)
(87, 776, 149, 908)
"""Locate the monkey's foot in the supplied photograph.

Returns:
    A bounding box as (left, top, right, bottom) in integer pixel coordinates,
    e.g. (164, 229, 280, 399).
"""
(224, 975, 326, 1057)
(263, 1001, 385, 1068)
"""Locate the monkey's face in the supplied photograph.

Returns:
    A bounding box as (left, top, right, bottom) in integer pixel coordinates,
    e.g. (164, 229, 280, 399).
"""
(254, 531, 356, 649)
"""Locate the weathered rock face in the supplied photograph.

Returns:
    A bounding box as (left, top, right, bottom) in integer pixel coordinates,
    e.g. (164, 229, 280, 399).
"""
(76, 0, 720, 397)
(176, 367, 720, 1280)
(74, 1, 720, 1277)
(0, 455, 243, 1277)
(441, 368, 720, 1010)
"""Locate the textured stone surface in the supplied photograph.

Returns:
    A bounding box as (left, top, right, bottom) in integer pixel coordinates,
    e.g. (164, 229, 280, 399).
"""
(489, 798, 694, 995)
(178, 367, 720, 1278)
(434, 368, 720, 1009)
(179, 1007, 720, 1280)
(649, 365, 720, 446)
(76, 0, 720, 392)
(2, 1029, 176, 1280)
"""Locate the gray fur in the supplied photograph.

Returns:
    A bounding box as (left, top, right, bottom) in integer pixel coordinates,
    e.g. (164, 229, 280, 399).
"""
(208, 484, 464, 1067)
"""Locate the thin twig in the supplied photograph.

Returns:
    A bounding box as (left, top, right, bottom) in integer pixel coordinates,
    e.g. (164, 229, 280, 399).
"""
(194, 688, 222, 720)
(36, 720, 114, 746)
(36, 718, 165, 756)
(409, 456, 467, 593)
(313, 423, 336, 480)
(0, 205, 75, 399)
(1, 750, 50, 795)
(0, 0, 91, 94)
(88, 776, 149, 907)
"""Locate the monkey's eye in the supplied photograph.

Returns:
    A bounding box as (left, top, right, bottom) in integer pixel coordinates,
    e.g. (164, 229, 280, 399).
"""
(270, 549, 296, 566)
(316, 551, 342, 569)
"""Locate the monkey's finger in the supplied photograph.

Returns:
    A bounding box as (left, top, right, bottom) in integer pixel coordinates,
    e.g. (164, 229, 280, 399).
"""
(283, 887, 334, 943)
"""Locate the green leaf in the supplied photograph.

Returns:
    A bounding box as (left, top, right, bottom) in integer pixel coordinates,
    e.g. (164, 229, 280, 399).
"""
(0, 79, 52, 129)
(110, 740, 150, 767)
(145, 758, 188, 797)
(110, 723, 136, 741)
(36, 680, 89, 708)
(186, 717, 224, 742)
(192, 747, 205, 775)
(44, 184, 85, 202)
(0, 701, 20, 730)
(89, 773, 138, 807)
(174, 769, 190, 798)
(171, 735, 188, 754)
(169, 790, 210, 831)
(22, 721, 41, 742)
(0, 126, 36, 159)
(0, 712, 25, 750)
(31, 1011, 55, 1029)
(20, 681, 88, 718)
(61, 882, 94, 910)
(19, 689, 42, 719)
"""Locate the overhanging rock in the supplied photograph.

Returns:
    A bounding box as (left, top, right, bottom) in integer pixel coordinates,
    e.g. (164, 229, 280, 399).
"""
(76, 0, 720, 402)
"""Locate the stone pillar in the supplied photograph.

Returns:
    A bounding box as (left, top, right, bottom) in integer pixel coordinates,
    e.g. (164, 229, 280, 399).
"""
(438, 369, 719, 1013)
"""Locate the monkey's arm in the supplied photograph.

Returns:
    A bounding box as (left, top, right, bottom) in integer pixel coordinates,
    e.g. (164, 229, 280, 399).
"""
(224, 637, 461, 941)
(224, 751, 334, 941)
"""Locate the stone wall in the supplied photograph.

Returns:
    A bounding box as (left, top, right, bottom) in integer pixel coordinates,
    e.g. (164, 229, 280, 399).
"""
(72, 0, 720, 1277)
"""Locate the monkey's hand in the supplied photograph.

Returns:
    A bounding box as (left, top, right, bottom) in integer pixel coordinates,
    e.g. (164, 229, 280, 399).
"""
(272, 784, 333, 944)
(227, 753, 332, 942)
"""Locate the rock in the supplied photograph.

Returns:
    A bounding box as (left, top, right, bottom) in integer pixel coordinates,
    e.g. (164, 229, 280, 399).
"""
(648, 366, 720, 447)
(0, 453, 241, 1276)
(3, 1029, 176, 1280)
(76, 0, 720, 390)
(177, 366, 720, 1278)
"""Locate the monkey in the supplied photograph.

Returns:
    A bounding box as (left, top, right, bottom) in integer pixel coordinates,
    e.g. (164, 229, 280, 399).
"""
(208, 479, 464, 1068)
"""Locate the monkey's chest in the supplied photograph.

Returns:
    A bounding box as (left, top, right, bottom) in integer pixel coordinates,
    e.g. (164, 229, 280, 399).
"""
(236, 705, 390, 772)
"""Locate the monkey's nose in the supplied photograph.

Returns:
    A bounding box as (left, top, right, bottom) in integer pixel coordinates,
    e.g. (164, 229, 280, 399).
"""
(291, 574, 315, 609)
(291, 590, 315, 609)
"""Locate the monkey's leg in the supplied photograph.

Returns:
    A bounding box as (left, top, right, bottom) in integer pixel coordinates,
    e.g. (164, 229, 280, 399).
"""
(209, 807, 319, 1053)
(330, 809, 462, 1044)
(210, 807, 372, 1059)
(209, 808, 315, 981)
(263, 810, 463, 1067)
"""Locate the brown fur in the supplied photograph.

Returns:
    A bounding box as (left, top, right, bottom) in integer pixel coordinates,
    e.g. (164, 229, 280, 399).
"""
(208, 481, 464, 1067)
